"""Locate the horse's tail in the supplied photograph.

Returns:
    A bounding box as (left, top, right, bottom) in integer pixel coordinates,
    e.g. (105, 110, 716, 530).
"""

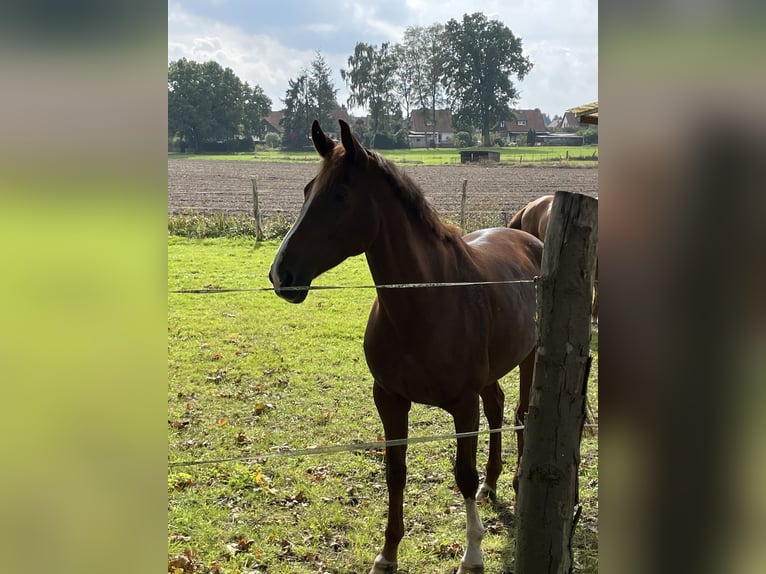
(507, 206, 526, 229)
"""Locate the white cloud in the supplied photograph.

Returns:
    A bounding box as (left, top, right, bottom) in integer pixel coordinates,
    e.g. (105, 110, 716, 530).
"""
(168, 1, 316, 107)
(168, 0, 597, 117)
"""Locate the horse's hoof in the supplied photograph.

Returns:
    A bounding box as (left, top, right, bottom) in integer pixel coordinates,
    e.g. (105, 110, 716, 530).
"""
(476, 483, 497, 503)
(369, 555, 397, 574)
(457, 562, 485, 574)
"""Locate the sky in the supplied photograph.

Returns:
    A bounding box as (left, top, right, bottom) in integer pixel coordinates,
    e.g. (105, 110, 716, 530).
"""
(168, 0, 597, 120)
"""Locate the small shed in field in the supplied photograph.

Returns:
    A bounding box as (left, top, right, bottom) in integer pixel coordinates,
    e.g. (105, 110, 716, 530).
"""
(460, 150, 500, 163)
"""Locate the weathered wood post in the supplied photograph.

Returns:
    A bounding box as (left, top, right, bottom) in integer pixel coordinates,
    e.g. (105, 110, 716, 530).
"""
(459, 179, 468, 231)
(514, 190, 598, 574)
(251, 177, 264, 241)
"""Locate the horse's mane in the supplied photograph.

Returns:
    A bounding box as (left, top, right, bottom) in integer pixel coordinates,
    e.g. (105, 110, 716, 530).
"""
(367, 151, 463, 243)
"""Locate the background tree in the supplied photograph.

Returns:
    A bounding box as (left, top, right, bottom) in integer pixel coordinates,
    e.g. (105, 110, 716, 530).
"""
(281, 72, 312, 150)
(168, 59, 210, 152)
(442, 13, 532, 146)
(341, 42, 399, 145)
(168, 58, 272, 152)
(281, 53, 340, 150)
(393, 39, 418, 127)
(242, 82, 272, 140)
(309, 52, 339, 135)
(409, 24, 446, 147)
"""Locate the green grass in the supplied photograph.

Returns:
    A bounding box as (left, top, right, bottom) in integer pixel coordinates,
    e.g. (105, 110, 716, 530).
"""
(168, 237, 598, 573)
(169, 145, 598, 166)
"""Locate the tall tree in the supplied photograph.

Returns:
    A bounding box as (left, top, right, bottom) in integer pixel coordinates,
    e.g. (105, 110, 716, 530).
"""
(393, 39, 417, 127)
(281, 53, 340, 150)
(442, 13, 532, 146)
(309, 52, 339, 135)
(281, 72, 312, 150)
(397, 25, 446, 146)
(341, 42, 399, 144)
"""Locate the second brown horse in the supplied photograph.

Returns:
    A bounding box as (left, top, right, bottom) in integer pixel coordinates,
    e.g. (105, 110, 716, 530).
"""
(509, 194, 599, 324)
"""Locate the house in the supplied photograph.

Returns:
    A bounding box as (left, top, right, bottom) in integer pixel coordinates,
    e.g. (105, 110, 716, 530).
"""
(408, 108, 455, 148)
(497, 109, 549, 143)
(560, 111, 581, 129)
(261, 110, 285, 135)
(259, 106, 359, 142)
(547, 116, 563, 130)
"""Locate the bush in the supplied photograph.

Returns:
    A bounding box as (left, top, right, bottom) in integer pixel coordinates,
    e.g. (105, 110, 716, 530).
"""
(454, 131, 474, 148)
(263, 214, 294, 240)
(264, 132, 281, 148)
(394, 128, 410, 148)
(371, 133, 396, 149)
(168, 212, 261, 238)
(197, 138, 254, 153)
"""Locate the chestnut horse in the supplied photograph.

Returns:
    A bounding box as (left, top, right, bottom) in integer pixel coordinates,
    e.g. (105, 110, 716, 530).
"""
(270, 120, 542, 574)
(509, 194, 599, 325)
(507, 194, 554, 241)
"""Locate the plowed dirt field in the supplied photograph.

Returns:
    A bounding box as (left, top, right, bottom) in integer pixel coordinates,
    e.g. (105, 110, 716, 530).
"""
(168, 158, 598, 229)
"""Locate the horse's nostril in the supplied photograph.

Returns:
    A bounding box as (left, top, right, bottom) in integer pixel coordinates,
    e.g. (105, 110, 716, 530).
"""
(282, 270, 293, 287)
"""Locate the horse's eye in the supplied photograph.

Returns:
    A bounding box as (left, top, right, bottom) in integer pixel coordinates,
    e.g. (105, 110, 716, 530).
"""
(334, 188, 347, 203)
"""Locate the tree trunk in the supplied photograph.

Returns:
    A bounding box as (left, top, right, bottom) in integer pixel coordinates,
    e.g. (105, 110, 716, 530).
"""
(514, 191, 598, 574)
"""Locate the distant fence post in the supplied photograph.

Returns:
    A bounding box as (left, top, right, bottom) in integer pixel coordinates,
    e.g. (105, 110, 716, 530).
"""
(251, 177, 264, 241)
(459, 179, 468, 231)
(514, 190, 598, 574)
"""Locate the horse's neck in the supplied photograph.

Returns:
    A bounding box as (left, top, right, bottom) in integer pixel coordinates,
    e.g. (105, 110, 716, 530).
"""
(364, 203, 466, 291)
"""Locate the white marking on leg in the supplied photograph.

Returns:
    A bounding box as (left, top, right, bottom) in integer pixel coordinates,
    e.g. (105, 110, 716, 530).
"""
(461, 498, 485, 569)
(370, 553, 397, 573)
(476, 482, 496, 502)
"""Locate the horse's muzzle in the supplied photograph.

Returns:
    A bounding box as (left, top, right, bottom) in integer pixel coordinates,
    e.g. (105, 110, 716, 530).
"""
(269, 264, 310, 304)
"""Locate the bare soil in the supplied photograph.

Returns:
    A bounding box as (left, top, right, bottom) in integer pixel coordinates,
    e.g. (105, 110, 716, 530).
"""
(168, 158, 598, 227)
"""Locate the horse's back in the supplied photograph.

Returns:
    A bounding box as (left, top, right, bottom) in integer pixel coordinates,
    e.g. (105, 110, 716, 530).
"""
(508, 195, 554, 241)
(464, 227, 542, 277)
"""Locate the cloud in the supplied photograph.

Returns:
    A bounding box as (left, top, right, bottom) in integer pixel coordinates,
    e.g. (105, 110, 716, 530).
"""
(168, 0, 597, 117)
(168, 1, 316, 108)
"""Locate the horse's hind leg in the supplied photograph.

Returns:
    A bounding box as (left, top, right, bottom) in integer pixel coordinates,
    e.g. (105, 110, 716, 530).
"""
(370, 383, 411, 574)
(513, 350, 536, 494)
(477, 381, 504, 502)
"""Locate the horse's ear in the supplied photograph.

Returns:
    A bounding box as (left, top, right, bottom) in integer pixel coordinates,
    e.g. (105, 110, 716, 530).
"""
(339, 120, 368, 165)
(312, 120, 335, 158)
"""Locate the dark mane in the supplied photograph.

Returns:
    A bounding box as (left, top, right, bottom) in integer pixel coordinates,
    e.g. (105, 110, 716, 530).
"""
(368, 151, 463, 243)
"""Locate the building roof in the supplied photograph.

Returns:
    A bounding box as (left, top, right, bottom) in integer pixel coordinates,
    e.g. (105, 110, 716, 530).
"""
(409, 109, 454, 133)
(560, 111, 581, 129)
(505, 109, 548, 133)
(262, 110, 285, 133)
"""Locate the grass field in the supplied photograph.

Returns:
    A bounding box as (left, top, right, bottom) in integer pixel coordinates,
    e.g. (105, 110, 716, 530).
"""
(168, 237, 598, 573)
(169, 145, 598, 166)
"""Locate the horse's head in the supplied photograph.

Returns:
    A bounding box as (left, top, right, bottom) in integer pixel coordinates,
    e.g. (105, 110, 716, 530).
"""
(269, 120, 380, 303)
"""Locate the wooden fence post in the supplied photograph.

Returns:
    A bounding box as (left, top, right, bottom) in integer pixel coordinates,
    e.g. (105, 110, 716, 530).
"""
(252, 178, 264, 241)
(514, 190, 598, 574)
(459, 179, 468, 231)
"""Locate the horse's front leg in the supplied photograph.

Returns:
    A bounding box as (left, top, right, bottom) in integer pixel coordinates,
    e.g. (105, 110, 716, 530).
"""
(450, 392, 485, 574)
(370, 382, 411, 574)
